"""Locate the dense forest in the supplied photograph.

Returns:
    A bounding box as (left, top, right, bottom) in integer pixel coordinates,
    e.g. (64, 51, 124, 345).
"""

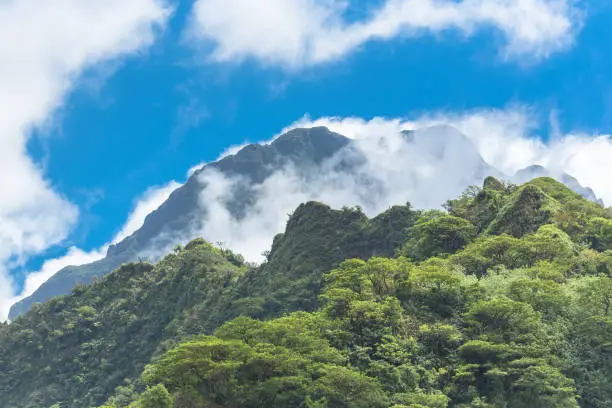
(3, 176, 612, 407)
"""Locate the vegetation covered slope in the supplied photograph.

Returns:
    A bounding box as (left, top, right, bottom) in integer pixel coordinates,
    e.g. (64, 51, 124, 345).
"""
(0, 202, 416, 408)
(3, 177, 612, 407)
(11, 125, 601, 320)
(9, 127, 351, 320)
(0, 243, 247, 407)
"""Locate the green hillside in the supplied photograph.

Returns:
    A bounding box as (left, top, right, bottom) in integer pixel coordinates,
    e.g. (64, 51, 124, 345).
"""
(3, 177, 612, 408)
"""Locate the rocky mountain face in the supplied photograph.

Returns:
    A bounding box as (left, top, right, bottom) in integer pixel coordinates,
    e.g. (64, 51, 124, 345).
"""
(8, 126, 602, 319)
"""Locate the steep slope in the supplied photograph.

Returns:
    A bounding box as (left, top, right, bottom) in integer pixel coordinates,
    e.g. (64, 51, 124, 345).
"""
(0, 202, 417, 408)
(447, 176, 608, 239)
(107, 178, 612, 408)
(3, 177, 612, 408)
(485, 183, 563, 237)
(0, 242, 247, 408)
(9, 127, 350, 319)
(168, 201, 419, 336)
(10, 127, 604, 319)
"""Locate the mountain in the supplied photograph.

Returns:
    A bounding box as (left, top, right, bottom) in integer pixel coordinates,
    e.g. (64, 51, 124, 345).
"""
(8, 127, 602, 319)
(513, 164, 604, 205)
(9, 127, 350, 320)
(2, 177, 612, 407)
(0, 200, 418, 408)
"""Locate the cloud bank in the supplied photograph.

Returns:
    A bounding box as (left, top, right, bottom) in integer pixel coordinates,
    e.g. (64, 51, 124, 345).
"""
(9, 108, 612, 319)
(188, 0, 580, 67)
(291, 110, 612, 207)
(0, 0, 171, 320)
(195, 122, 496, 262)
(189, 109, 612, 266)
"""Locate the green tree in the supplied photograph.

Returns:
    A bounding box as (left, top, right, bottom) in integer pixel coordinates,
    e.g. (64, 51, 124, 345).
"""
(585, 217, 612, 251)
(401, 214, 477, 261)
(134, 385, 172, 408)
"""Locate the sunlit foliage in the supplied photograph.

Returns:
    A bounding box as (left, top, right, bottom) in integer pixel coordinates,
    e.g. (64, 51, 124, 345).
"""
(2, 177, 612, 407)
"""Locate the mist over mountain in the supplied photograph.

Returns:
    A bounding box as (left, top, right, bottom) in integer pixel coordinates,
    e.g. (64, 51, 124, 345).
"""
(5, 1, 612, 406)
(3, 174, 612, 408)
(512, 164, 604, 206)
(8, 125, 602, 319)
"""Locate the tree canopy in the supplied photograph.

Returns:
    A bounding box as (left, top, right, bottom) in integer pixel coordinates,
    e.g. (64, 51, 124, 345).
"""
(2, 177, 612, 407)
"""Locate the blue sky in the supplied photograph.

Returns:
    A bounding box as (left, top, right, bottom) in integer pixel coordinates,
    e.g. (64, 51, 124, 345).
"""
(3, 0, 612, 317)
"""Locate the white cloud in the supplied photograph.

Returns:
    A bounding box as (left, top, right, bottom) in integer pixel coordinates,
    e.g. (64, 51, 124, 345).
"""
(0, 0, 171, 320)
(112, 181, 182, 244)
(288, 110, 612, 206)
(12, 107, 612, 319)
(2, 181, 181, 320)
(187, 0, 579, 67)
(217, 143, 253, 160)
(190, 109, 612, 265)
(283, 109, 543, 174)
(187, 163, 206, 177)
(2, 247, 107, 320)
(532, 134, 612, 208)
(196, 121, 499, 263)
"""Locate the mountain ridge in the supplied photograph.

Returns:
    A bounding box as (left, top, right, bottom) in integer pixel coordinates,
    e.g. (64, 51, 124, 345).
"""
(9, 127, 349, 320)
(8, 126, 604, 320)
(2, 175, 612, 407)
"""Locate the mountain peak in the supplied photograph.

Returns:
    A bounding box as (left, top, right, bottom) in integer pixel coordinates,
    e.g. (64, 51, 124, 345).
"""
(271, 126, 349, 163)
(483, 176, 506, 191)
(9, 125, 605, 320)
